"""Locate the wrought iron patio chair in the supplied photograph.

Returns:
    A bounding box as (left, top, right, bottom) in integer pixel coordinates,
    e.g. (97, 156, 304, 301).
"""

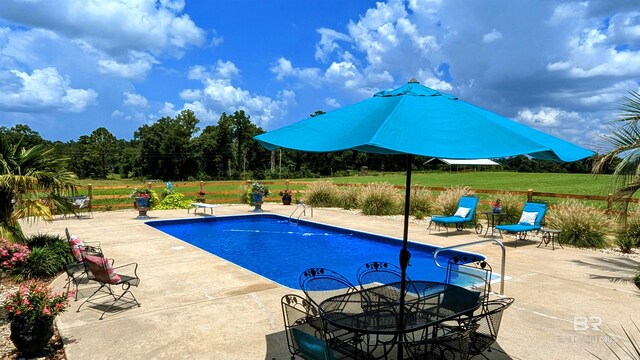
(459, 297, 515, 359)
(281, 294, 338, 360)
(77, 249, 141, 320)
(444, 256, 493, 306)
(429, 196, 483, 236)
(496, 202, 547, 247)
(356, 261, 406, 289)
(404, 325, 474, 360)
(299, 268, 358, 310)
(63, 228, 102, 300)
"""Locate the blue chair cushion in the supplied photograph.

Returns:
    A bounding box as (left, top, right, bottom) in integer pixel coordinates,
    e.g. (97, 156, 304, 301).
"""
(496, 224, 536, 232)
(292, 328, 336, 360)
(431, 216, 466, 224)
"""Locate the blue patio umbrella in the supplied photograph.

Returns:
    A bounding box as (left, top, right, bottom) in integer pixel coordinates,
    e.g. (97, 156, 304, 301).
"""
(254, 79, 593, 357)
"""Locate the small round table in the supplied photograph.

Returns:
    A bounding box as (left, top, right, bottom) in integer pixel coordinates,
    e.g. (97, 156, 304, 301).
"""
(539, 228, 563, 250)
(482, 211, 504, 237)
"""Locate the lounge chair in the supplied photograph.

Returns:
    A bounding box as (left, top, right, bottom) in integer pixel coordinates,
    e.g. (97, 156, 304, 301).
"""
(429, 196, 483, 236)
(495, 202, 547, 246)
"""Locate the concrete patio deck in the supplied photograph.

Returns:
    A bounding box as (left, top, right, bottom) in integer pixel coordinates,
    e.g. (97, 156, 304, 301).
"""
(22, 204, 640, 359)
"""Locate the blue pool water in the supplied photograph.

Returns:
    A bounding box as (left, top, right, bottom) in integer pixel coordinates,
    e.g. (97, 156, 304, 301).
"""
(147, 214, 486, 289)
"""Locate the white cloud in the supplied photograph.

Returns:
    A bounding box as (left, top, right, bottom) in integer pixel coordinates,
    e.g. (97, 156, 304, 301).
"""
(179, 75, 296, 127)
(270, 57, 322, 85)
(423, 77, 452, 91)
(0, 67, 96, 112)
(0, 0, 205, 58)
(325, 97, 340, 108)
(159, 102, 177, 117)
(98, 52, 156, 80)
(314, 27, 351, 63)
(516, 107, 580, 128)
(123, 92, 149, 108)
(215, 60, 239, 79)
(482, 29, 503, 43)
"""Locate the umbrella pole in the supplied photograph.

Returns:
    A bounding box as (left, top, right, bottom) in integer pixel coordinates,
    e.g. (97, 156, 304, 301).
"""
(397, 154, 413, 359)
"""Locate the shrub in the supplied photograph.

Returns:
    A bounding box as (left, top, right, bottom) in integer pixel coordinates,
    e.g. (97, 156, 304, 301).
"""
(155, 192, 192, 210)
(305, 181, 341, 207)
(624, 213, 640, 247)
(25, 234, 74, 269)
(546, 200, 610, 248)
(414, 210, 425, 220)
(0, 238, 30, 272)
(409, 186, 432, 216)
(361, 183, 402, 216)
(432, 186, 474, 215)
(338, 186, 361, 210)
(614, 234, 635, 254)
(12, 247, 63, 280)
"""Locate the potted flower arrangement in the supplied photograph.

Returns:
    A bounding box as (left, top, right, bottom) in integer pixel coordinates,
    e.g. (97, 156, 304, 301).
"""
(247, 182, 270, 212)
(490, 198, 502, 213)
(130, 188, 159, 218)
(279, 189, 293, 205)
(3, 281, 71, 357)
(196, 190, 206, 203)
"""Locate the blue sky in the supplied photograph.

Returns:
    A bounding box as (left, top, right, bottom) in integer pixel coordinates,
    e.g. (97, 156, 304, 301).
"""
(0, 0, 639, 152)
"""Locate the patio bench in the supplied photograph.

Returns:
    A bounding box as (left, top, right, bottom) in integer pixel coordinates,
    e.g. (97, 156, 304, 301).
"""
(188, 203, 219, 215)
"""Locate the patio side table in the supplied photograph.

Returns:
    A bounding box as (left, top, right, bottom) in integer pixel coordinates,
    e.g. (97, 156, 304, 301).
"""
(539, 228, 563, 250)
(482, 211, 504, 238)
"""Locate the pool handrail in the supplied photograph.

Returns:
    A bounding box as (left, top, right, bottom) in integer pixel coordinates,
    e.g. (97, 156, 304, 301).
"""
(433, 238, 506, 295)
(289, 202, 313, 223)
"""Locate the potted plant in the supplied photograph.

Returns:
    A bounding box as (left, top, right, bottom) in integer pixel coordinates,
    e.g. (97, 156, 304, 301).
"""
(248, 182, 270, 212)
(130, 188, 159, 218)
(3, 281, 71, 357)
(196, 190, 206, 203)
(490, 198, 502, 213)
(279, 189, 293, 205)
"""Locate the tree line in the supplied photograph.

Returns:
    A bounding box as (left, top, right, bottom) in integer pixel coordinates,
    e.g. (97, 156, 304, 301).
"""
(0, 110, 616, 181)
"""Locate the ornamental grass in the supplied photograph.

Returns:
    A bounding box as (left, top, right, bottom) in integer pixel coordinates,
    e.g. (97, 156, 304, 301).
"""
(432, 186, 475, 216)
(546, 200, 610, 248)
(305, 181, 341, 207)
(361, 183, 402, 216)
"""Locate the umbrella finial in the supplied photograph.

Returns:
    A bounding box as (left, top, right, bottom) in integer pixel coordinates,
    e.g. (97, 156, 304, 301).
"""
(408, 78, 419, 83)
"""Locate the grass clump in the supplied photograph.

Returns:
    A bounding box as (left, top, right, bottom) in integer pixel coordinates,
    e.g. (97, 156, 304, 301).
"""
(361, 183, 402, 216)
(546, 200, 610, 248)
(339, 186, 361, 210)
(305, 181, 341, 207)
(432, 186, 474, 215)
(409, 186, 432, 216)
(11, 233, 74, 280)
(495, 192, 525, 223)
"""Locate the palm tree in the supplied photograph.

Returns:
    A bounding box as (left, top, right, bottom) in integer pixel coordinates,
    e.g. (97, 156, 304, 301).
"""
(593, 90, 640, 222)
(0, 136, 78, 242)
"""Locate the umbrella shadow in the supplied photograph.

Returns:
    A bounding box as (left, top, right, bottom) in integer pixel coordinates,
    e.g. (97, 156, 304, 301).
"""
(569, 256, 640, 285)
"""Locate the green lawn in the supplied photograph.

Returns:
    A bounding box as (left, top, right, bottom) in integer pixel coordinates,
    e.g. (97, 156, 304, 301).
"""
(74, 172, 623, 210)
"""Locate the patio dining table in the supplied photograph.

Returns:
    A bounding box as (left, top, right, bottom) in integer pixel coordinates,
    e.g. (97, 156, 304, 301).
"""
(318, 280, 480, 359)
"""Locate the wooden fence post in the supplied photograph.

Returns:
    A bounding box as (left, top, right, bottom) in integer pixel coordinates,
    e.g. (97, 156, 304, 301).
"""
(88, 184, 93, 212)
(606, 193, 613, 219)
(286, 179, 290, 191)
(527, 189, 533, 202)
(199, 181, 204, 193)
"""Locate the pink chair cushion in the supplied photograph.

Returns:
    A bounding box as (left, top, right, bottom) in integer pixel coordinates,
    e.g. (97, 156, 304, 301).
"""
(68, 235, 85, 262)
(84, 255, 121, 284)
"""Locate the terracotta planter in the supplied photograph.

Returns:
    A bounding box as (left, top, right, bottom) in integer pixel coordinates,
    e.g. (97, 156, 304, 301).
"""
(10, 317, 54, 358)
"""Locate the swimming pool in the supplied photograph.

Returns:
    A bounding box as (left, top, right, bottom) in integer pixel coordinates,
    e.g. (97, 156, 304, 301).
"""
(147, 214, 487, 289)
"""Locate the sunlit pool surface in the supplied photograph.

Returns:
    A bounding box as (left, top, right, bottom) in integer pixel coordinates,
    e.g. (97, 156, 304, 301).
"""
(147, 214, 489, 289)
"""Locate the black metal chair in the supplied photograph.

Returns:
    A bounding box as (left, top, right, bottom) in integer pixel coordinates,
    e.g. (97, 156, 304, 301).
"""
(281, 294, 338, 360)
(63, 228, 102, 300)
(461, 297, 515, 359)
(444, 256, 493, 306)
(356, 261, 405, 289)
(299, 268, 358, 310)
(77, 249, 141, 320)
(404, 325, 475, 360)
